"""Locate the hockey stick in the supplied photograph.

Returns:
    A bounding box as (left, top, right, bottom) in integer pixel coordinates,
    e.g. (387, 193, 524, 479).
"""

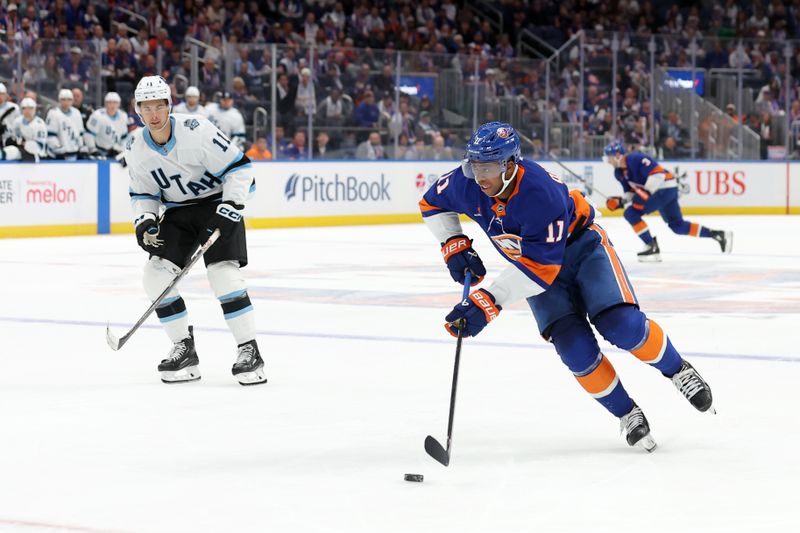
(547, 152, 610, 200)
(424, 271, 472, 467)
(106, 229, 221, 351)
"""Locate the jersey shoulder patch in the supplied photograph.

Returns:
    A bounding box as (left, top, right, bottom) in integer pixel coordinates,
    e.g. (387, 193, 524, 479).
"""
(183, 118, 200, 130)
(125, 134, 136, 151)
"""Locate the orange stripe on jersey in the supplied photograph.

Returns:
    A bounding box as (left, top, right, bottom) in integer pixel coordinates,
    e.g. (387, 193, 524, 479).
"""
(688, 223, 700, 236)
(419, 197, 442, 214)
(568, 189, 593, 234)
(575, 355, 619, 398)
(631, 320, 667, 364)
(648, 165, 674, 180)
(517, 256, 561, 286)
(589, 225, 637, 305)
(632, 202, 645, 210)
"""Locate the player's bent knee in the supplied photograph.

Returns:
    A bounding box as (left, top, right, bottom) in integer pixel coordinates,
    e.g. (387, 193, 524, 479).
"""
(207, 260, 246, 299)
(142, 257, 182, 301)
(623, 207, 641, 224)
(667, 220, 688, 233)
(549, 315, 602, 374)
(593, 304, 647, 351)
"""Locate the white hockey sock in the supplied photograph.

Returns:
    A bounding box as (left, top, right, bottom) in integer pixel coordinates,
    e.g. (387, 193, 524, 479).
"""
(207, 261, 256, 345)
(143, 257, 190, 343)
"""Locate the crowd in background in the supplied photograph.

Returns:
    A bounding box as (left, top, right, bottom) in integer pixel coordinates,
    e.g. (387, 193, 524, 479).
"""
(3, 1, 800, 160)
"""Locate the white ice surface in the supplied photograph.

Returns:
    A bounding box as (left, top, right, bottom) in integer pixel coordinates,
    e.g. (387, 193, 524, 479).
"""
(0, 215, 798, 533)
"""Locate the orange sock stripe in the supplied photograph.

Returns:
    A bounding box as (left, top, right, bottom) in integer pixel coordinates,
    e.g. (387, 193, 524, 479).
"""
(689, 223, 700, 236)
(590, 225, 636, 305)
(631, 320, 667, 364)
(632, 221, 649, 234)
(575, 355, 619, 398)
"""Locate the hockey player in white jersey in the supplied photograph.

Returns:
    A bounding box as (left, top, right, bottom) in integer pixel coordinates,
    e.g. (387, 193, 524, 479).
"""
(207, 91, 246, 150)
(172, 86, 209, 118)
(0, 83, 20, 145)
(9, 97, 47, 161)
(46, 89, 85, 160)
(125, 75, 265, 386)
(85, 92, 129, 158)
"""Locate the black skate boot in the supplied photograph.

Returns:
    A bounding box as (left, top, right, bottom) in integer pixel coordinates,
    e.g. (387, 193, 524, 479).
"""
(637, 237, 661, 262)
(710, 230, 733, 254)
(158, 326, 201, 383)
(668, 360, 715, 414)
(620, 402, 657, 452)
(232, 339, 267, 386)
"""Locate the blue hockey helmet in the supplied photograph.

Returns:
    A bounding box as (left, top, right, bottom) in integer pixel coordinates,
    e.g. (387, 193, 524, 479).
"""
(462, 122, 521, 197)
(603, 140, 625, 156)
(464, 122, 521, 164)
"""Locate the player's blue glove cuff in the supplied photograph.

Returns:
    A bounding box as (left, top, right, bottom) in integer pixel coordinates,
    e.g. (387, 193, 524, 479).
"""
(441, 234, 486, 286)
(444, 289, 502, 338)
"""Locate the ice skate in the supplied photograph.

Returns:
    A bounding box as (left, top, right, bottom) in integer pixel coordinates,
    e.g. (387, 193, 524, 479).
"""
(669, 360, 715, 414)
(620, 402, 657, 452)
(637, 237, 661, 262)
(232, 339, 267, 386)
(158, 326, 201, 383)
(710, 230, 733, 254)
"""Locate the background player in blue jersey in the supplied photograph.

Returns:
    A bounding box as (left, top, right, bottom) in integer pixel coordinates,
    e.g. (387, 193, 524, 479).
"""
(603, 141, 733, 261)
(420, 122, 714, 451)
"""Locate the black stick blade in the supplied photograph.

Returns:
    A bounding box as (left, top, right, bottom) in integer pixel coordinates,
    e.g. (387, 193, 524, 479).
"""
(424, 435, 450, 466)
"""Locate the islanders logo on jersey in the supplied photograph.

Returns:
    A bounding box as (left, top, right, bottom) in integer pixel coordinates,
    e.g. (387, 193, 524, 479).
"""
(491, 233, 522, 260)
(496, 127, 512, 139)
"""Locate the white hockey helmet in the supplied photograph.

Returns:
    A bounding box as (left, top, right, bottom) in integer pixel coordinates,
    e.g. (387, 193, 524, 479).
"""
(20, 97, 36, 109)
(185, 86, 200, 98)
(0, 83, 7, 94)
(104, 91, 121, 103)
(58, 88, 74, 100)
(134, 75, 172, 114)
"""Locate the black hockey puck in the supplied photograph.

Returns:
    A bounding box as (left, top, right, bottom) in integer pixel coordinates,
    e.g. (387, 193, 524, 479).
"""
(404, 473, 424, 482)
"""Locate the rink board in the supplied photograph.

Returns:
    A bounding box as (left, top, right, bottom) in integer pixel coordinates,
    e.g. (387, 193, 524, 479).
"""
(0, 159, 797, 237)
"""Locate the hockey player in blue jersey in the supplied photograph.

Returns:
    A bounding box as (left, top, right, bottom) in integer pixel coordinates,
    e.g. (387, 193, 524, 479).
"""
(125, 75, 266, 386)
(420, 122, 714, 451)
(603, 141, 733, 261)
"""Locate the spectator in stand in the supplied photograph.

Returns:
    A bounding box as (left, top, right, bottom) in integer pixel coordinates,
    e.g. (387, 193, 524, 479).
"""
(246, 137, 273, 160)
(389, 99, 416, 142)
(61, 46, 91, 87)
(426, 134, 455, 160)
(318, 87, 348, 126)
(283, 130, 308, 160)
(354, 90, 379, 129)
(199, 56, 222, 97)
(295, 67, 316, 116)
(404, 138, 426, 160)
(355, 131, 386, 159)
(371, 63, 395, 95)
(115, 40, 139, 84)
(314, 131, 332, 158)
(415, 110, 439, 143)
(276, 71, 298, 129)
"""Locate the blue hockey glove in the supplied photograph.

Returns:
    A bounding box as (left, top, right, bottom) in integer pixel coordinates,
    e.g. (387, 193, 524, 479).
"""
(444, 289, 502, 338)
(441, 234, 485, 286)
(207, 201, 244, 240)
(135, 213, 163, 253)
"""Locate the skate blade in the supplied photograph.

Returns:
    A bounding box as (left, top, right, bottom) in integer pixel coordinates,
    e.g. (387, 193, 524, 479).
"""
(235, 366, 267, 386)
(636, 435, 658, 453)
(160, 365, 201, 384)
(638, 254, 662, 263)
(723, 232, 733, 254)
